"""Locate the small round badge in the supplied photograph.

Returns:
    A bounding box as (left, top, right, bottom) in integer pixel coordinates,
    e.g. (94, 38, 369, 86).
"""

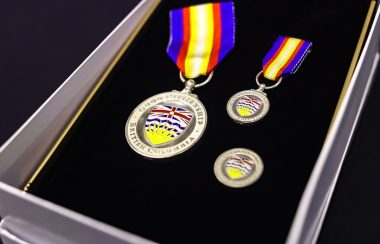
(226, 90, 270, 124)
(214, 148, 264, 188)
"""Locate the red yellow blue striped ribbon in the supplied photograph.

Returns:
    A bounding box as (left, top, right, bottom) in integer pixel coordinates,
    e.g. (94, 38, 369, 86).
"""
(262, 36, 312, 81)
(167, 2, 235, 79)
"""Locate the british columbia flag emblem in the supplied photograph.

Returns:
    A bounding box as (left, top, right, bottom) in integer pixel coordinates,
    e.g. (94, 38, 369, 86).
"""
(236, 95, 261, 117)
(225, 155, 255, 180)
(145, 105, 193, 145)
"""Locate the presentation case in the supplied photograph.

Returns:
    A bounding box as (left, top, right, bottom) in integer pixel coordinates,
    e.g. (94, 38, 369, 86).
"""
(0, 0, 379, 243)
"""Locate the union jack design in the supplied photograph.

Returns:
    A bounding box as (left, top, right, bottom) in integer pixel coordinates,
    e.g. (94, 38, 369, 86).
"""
(145, 105, 193, 145)
(225, 154, 255, 180)
(236, 95, 261, 117)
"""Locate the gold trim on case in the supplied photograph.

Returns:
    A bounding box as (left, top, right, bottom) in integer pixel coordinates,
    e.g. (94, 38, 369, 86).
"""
(329, 1, 376, 128)
(23, 0, 161, 192)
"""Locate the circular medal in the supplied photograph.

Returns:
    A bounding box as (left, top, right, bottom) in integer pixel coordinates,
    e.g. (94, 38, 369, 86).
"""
(125, 91, 207, 159)
(214, 148, 264, 188)
(226, 90, 270, 124)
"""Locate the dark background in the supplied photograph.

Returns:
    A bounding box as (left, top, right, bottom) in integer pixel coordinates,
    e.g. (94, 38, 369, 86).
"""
(0, 0, 379, 243)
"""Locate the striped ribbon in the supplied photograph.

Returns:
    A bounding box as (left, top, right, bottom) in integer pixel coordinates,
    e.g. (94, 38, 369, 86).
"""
(167, 2, 235, 79)
(262, 36, 312, 81)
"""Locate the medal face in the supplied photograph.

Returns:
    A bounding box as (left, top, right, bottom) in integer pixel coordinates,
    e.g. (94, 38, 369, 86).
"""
(227, 90, 270, 124)
(214, 148, 264, 188)
(125, 91, 207, 159)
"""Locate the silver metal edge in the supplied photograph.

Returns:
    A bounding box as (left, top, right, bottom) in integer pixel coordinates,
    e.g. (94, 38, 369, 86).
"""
(0, 0, 160, 243)
(0, 0, 159, 187)
(0, 182, 155, 244)
(286, 4, 380, 244)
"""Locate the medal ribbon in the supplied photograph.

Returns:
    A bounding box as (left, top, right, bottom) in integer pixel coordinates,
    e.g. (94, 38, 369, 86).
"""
(262, 36, 312, 81)
(167, 2, 235, 79)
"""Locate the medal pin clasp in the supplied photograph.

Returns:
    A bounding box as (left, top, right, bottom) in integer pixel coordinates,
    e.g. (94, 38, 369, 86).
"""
(256, 84, 266, 94)
(181, 79, 196, 94)
(179, 71, 213, 97)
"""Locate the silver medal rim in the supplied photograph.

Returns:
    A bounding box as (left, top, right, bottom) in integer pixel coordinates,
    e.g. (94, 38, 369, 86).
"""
(226, 90, 270, 124)
(214, 148, 264, 188)
(125, 91, 207, 159)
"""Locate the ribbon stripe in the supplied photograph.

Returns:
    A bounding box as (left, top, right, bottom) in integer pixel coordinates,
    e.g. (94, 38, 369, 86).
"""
(167, 2, 235, 79)
(262, 36, 312, 81)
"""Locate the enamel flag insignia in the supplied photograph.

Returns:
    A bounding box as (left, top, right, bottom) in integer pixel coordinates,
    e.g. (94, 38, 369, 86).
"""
(145, 105, 193, 145)
(214, 148, 264, 188)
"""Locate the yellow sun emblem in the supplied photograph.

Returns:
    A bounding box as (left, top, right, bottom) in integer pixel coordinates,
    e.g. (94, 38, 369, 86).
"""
(145, 123, 178, 145)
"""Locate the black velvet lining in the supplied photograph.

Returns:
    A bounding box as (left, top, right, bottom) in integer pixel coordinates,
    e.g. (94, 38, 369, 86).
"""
(29, 0, 371, 243)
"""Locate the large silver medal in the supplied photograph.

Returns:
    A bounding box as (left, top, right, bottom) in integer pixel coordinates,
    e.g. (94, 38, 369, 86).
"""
(125, 74, 211, 159)
(128, 2, 235, 158)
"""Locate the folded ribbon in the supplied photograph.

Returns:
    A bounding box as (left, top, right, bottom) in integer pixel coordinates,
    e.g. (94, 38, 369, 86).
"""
(262, 36, 312, 81)
(167, 2, 235, 79)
